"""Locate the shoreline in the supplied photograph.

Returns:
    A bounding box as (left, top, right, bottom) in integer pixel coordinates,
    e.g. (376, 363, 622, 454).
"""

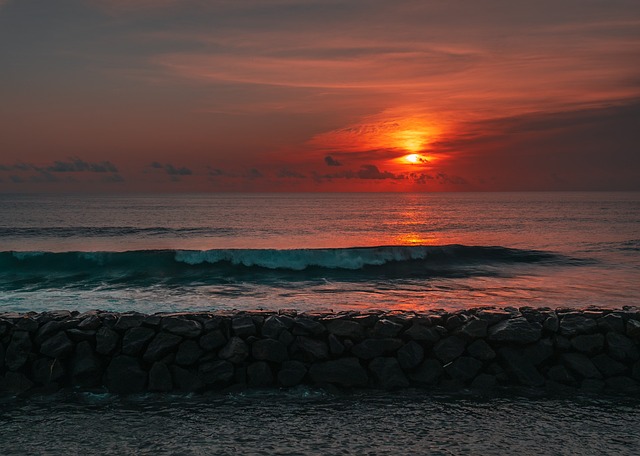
(1, 307, 639, 396)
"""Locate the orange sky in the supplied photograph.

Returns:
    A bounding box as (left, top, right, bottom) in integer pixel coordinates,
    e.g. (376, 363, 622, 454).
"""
(0, 0, 639, 192)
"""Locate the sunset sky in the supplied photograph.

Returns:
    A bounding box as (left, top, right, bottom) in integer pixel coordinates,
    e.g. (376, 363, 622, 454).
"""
(1, 0, 639, 192)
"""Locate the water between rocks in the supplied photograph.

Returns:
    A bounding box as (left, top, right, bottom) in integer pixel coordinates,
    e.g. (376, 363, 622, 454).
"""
(1, 389, 639, 455)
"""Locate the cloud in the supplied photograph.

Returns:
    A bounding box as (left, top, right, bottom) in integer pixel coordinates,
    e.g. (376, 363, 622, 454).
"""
(317, 164, 402, 181)
(46, 158, 118, 173)
(150, 162, 192, 176)
(324, 156, 342, 166)
(277, 169, 306, 178)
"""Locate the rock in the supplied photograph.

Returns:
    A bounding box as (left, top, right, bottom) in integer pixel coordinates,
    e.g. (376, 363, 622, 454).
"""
(571, 334, 604, 355)
(581, 378, 605, 392)
(175, 340, 204, 366)
(591, 354, 627, 377)
(32, 357, 65, 385)
(253, 338, 288, 363)
(522, 339, 554, 366)
(632, 361, 640, 381)
(404, 324, 440, 343)
(71, 341, 102, 387)
(559, 315, 597, 336)
(78, 315, 102, 330)
(598, 314, 624, 333)
(199, 330, 226, 351)
(278, 360, 307, 387)
(2, 371, 34, 394)
(543, 314, 559, 332)
(471, 373, 497, 389)
(199, 360, 235, 385)
(292, 336, 327, 361)
(114, 314, 145, 331)
(372, 319, 403, 338)
(96, 327, 119, 355)
(292, 318, 325, 336)
(627, 319, 640, 339)
(219, 337, 249, 363)
(445, 314, 465, 331)
(162, 318, 202, 338)
(15, 317, 39, 333)
(328, 333, 344, 355)
(325, 320, 364, 340)
(499, 347, 545, 386)
(65, 329, 96, 342)
(554, 335, 571, 350)
(606, 332, 639, 361)
(410, 359, 443, 385)
(247, 361, 274, 387)
(262, 315, 293, 339)
(445, 356, 483, 382)
(0, 342, 4, 370)
(351, 338, 402, 360)
(231, 316, 256, 337)
(5, 331, 32, 371)
(106, 356, 147, 394)
(562, 353, 602, 379)
(433, 336, 466, 363)
(397, 341, 424, 369)
(148, 362, 172, 392)
(467, 339, 496, 361)
(143, 332, 182, 363)
(279, 330, 294, 347)
(40, 332, 74, 359)
(546, 365, 575, 384)
(369, 357, 409, 389)
(309, 357, 368, 387)
(488, 317, 542, 344)
(171, 365, 205, 392)
(605, 376, 639, 393)
(459, 319, 488, 339)
(121, 327, 156, 356)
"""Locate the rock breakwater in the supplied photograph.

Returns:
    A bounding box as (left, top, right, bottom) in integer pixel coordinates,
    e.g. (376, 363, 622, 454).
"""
(1, 307, 640, 395)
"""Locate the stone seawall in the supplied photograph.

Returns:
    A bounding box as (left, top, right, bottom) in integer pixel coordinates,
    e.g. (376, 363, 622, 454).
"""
(1, 307, 640, 395)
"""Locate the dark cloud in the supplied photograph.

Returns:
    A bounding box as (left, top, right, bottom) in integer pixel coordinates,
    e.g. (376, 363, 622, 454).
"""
(316, 164, 402, 181)
(9, 175, 24, 183)
(46, 158, 118, 173)
(247, 168, 263, 179)
(102, 174, 125, 183)
(277, 169, 306, 178)
(150, 162, 192, 176)
(324, 155, 342, 166)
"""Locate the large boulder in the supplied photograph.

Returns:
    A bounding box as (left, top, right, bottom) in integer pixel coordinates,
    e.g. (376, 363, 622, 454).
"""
(309, 357, 368, 387)
(278, 360, 307, 387)
(606, 332, 639, 361)
(219, 337, 249, 363)
(161, 318, 202, 338)
(253, 338, 288, 363)
(433, 336, 466, 363)
(445, 356, 483, 382)
(39, 331, 74, 359)
(559, 314, 597, 336)
(231, 316, 256, 337)
(467, 339, 496, 361)
(499, 347, 545, 386)
(397, 341, 424, 369)
(106, 356, 147, 394)
(170, 365, 205, 392)
(325, 320, 364, 340)
(148, 362, 172, 392)
(247, 361, 274, 387)
(403, 324, 441, 343)
(570, 334, 604, 355)
(351, 338, 402, 360)
(488, 317, 542, 344)
(562, 353, 602, 379)
(410, 359, 443, 385)
(71, 341, 102, 387)
(143, 332, 182, 363)
(32, 357, 65, 385)
(262, 315, 294, 339)
(371, 319, 403, 338)
(95, 327, 119, 355)
(175, 340, 204, 366)
(369, 357, 409, 389)
(291, 336, 328, 361)
(5, 331, 32, 371)
(121, 327, 156, 356)
(199, 330, 226, 351)
(199, 360, 234, 385)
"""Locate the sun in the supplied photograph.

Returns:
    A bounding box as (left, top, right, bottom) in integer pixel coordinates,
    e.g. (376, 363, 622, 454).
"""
(405, 154, 421, 164)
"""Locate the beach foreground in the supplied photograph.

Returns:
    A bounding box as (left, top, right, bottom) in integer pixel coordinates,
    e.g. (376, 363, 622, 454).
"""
(2, 307, 639, 396)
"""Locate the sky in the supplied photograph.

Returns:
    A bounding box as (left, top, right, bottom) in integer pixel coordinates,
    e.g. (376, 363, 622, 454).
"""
(0, 0, 639, 192)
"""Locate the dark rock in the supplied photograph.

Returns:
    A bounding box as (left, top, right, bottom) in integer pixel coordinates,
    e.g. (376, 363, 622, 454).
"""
(369, 357, 409, 389)
(410, 359, 443, 385)
(433, 336, 466, 363)
(143, 315, 163, 327)
(499, 347, 545, 386)
(219, 337, 249, 363)
(121, 327, 156, 356)
(292, 336, 328, 361)
(96, 327, 119, 355)
(171, 365, 205, 392)
(106, 356, 146, 394)
(2, 371, 34, 394)
(605, 376, 639, 393)
(278, 360, 307, 387)
(114, 314, 145, 331)
(199, 360, 235, 385)
(309, 357, 368, 387)
(40, 332, 74, 359)
(632, 361, 640, 381)
(148, 363, 172, 391)
(546, 365, 575, 384)
(199, 330, 226, 351)
(253, 338, 288, 363)
(467, 339, 496, 361)
(175, 340, 204, 366)
(262, 315, 293, 339)
(488, 317, 542, 344)
(143, 332, 182, 363)
(554, 335, 571, 350)
(445, 314, 465, 331)
(326, 320, 364, 340)
(278, 330, 294, 347)
(581, 378, 605, 392)
(78, 315, 102, 330)
(627, 319, 640, 339)
(351, 338, 402, 360)
(71, 341, 102, 387)
(5, 331, 32, 371)
(598, 313, 624, 333)
(592, 354, 627, 377)
(0, 342, 4, 370)
(559, 315, 597, 336)
(606, 332, 639, 361)
(471, 373, 497, 389)
(571, 334, 604, 355)
(404, 324, 440, 343)
(35, 320, 66, 345)
(292, 318, 325, 336)
(328, 333, 344, 355)
(66, 329, 96, 342)
(247, 361, 274, 387)
(32, 357, 65, 385)
(372, 319, 403, 338)
(162, 318, 202, 338)
(476, 309, 511, 325)
(562, 353, 602, 379)
(352, 313, 381, 328)
(15, 317, 39, 333)
(397, 341, 424, 369)
(459, 319, 488, 339)
(522, 339, 554, 366)
(445, 356, 483, 382)
(543, 314, 559, 333)
(231, 316, 256, 337)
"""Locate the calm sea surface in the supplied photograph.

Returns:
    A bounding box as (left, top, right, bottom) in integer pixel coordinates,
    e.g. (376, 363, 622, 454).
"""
(1, 192, 638, 313)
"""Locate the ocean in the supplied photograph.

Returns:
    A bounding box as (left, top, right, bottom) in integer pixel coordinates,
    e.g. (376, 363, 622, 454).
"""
(2, 192, 640, 455)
